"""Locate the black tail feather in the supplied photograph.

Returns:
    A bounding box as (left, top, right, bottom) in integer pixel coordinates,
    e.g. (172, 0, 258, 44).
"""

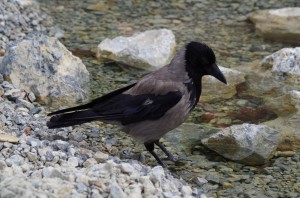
(47, 110, 102, 129)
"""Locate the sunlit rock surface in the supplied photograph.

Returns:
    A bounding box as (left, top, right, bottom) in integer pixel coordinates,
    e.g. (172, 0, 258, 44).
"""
(201, 124, 281, 165)
(201, 66, 245, 102)
(240, 47, 300, 151)
(0, 33, 90, 107)
(97, 29, 176, 71)
(249, 7, 300, 44)
(245, 48, 300, 113)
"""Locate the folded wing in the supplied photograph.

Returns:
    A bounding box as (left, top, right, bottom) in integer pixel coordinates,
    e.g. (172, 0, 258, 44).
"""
(47, 89, 182, 128)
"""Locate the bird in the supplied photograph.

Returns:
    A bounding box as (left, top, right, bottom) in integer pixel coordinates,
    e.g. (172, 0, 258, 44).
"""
(47, 41, 227, 167)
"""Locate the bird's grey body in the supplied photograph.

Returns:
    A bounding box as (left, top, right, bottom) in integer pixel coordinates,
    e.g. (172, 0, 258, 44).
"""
(122, 48, 194, 143)
(47, 42, 227, 166)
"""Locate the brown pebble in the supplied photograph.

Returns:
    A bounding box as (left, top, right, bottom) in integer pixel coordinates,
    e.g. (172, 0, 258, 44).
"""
(24, 127, 32, 136)
(223, 182, 235, 189)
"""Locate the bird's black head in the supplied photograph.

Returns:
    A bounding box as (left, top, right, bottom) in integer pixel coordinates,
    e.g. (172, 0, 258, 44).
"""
(185, 41, 227, 84)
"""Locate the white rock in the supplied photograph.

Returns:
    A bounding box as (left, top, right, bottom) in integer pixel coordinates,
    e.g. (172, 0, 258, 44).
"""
(15, 0, 35, 6)
(0, 33, 90, 107)
(67, 157, 79, 168)
(249, 7, 300, 44)
(289, 90, 300, 111)
(181, 185, 193, 197)
(94, 151, 109, 163)
(201, 124, 281, 165)
(97, 29, 176, 71)
(150, 166, 165, 184)
(140, 176, 156, 196)
(128, 184, 142, 198)
(120, 163, 134, 174)
(109, 182, 126, 198)
(262, 48, 300, 76)
(83, 158, 97, 167)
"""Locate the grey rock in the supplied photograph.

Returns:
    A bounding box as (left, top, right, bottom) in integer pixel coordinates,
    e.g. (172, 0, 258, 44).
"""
(42, 167, 68, 180)
(94, 151, 109, 163)
(0, 188, 16, 198)
(26, 137, 41, 147)
(109, 182, 126, 198)
(164, 123, 219, 155)
(120, 162, 135, 174)
(26, 152, 38, 162)
(54, 140, 69, 151)
(0, 73, 4, 84)
(97, 29, 176, 71)
(0, 159, 7, 170)
(15, 98, 34, 110)
(91, 189, 103, 198)
(9, 154, 24, 166)
(27, 92, 36, 102)
(67, 157, 79, 168)
(45, 151, 54, 161)
(202, 124, 281, 165)
(76, 182, 88, 193)
(0, 33, 90, 108)
(83, 158, 97, 167)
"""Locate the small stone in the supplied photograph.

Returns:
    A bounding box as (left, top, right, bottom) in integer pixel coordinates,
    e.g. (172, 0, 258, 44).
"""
(120, 163, 135, 174)
(222, 182, 235, 189)
(68, 157, 79, 168)
(150, 166, 165, 184)
(42, 167, 67, 180)
(0, 159, 7, 170)
(9, 154, 24, 166)
(83, 158, 97, 167)
(16, 98, 34, 109)
(94, 151, 109, 163)
(0, 189, 16, 198)
(181, 186, 193, 196)
(194, 177, 208, 186)
(27, 92, 36, 102)
(45, 151, 55, 161)
(54, 140, 69, 151)
(26, 152, 38, 162)
(275, 151, 296, 157)
(76, 182, 88, 193)
(109, 182, 126, 198)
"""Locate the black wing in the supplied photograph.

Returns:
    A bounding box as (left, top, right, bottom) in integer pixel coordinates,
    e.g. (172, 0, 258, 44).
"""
(48, 83, 136, 116)
(47, 90, 182, 128)
(92, 91, 182, 125)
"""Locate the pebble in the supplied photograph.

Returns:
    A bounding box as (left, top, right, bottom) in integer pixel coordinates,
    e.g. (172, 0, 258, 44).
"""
(83, 158, 97, 167)
(94, 151, 109, 163)
(109, 182, 126, 198)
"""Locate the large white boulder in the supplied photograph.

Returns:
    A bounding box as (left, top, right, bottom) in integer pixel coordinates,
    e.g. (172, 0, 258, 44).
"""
(0, 34, 90, 107)
(97, 29, 176, 71)
(249, 7, 300, 44)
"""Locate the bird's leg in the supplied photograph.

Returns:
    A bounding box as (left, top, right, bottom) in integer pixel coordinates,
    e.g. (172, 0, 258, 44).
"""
(144, 142, 165, 167)
(154, 140, 176, 161)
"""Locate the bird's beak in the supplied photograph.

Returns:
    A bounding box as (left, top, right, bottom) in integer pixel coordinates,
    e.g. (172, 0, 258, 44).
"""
(210, 63, 227, 84)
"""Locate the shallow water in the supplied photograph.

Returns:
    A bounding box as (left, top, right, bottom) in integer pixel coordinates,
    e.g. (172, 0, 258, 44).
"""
(39, 0, 300, 197)
(39, 0, 299, 124)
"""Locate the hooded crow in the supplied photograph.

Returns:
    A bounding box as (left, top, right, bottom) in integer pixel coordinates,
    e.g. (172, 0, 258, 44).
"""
(47, 41, 227, 166)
